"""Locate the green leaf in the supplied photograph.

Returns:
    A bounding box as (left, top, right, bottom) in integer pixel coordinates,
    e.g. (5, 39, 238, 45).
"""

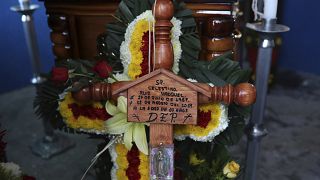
(202, 69, 227, 86)
(174, 9, 193, 18)
(118, 1, 134, 23)
(181, 17, 196, 28)
(106, 23, 126, 34)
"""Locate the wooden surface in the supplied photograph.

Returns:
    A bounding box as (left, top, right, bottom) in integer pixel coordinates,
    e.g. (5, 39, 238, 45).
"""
(127, 73, 198, 125)
(150, 0, 175, 148)
(41, 1, 239, 61)
(149, 124, 173, 146)
(72, 69, 256, 107)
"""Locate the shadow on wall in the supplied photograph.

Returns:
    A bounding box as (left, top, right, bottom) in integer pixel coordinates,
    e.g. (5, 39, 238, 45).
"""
(0, 1, 54, 94)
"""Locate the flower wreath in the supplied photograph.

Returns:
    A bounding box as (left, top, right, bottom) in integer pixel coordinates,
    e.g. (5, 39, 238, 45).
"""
(34, 0, 252, 179)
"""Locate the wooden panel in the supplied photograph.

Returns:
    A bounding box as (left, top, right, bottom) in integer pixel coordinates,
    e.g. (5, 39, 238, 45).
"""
(150, 124, 173, 146)
(76, 16, 114, 59)
(127, 74, 197, 125)
(42, 1, 239, 61)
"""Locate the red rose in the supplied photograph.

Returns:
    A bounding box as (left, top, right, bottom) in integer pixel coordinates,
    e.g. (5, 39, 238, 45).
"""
(51, 67, 69, 83)
(93, 60, 112, 78)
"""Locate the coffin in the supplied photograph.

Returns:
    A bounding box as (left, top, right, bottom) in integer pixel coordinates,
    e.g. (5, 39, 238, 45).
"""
(39, 0, 240, 61)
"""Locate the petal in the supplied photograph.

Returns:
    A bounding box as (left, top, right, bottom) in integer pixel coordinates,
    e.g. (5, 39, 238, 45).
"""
(133, 123, 148, 155)
(105, 101, 119, 116)
(107, 122, 132, 134)
(105, 113, 127, 127)
(124, 125, 133, 150)
(105, 114, 130, 134)
(117, 96, 127, 114)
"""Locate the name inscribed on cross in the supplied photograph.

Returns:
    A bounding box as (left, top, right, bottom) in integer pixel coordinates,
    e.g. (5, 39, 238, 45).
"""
(127, 74, 197, 124)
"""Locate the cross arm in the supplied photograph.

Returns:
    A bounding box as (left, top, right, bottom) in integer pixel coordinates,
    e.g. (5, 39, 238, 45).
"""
(71, 81, 256, 107)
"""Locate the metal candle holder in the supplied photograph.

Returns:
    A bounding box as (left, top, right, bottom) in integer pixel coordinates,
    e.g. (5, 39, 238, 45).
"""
(10, 0, 45, 84)
(11, 0, 74, 159)
(244, 19, 289, 180)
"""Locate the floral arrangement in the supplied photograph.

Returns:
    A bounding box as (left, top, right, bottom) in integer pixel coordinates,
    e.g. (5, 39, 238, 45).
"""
(34, 0, 252, 179)
(0, 125, 35, 180)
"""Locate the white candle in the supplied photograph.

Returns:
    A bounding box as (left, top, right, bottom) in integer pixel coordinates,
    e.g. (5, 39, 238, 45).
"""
(19, 0, 30, 9)
(263, 0, 278, 19)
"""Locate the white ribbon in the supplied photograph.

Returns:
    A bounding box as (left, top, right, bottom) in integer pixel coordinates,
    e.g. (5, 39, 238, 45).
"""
(80, 136, 121, 180)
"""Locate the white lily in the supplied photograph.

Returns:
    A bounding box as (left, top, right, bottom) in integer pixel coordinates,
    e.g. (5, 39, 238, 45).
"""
(105, 96, 148, 155)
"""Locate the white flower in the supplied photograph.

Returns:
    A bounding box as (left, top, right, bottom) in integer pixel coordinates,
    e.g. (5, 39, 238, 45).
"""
(174, 104, 229, 142)
(109, 145, 118, 180)
(0, 162, 22, 177)
(120, 10, 183, 78)
(105, 96, 148, 155)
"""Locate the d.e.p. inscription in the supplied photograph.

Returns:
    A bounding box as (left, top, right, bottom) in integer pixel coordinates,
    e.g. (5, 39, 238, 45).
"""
(128, 74, 197, 125)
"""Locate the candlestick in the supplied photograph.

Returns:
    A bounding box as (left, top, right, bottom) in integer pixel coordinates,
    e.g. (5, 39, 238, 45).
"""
(244, 7, 289, 180)
(11, 0, 75, 159)
(263, 0, 278, 19)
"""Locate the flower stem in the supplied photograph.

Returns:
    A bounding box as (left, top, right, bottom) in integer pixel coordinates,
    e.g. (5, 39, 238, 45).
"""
(109, 74, 118, 82)
(72, 73, 94, 79)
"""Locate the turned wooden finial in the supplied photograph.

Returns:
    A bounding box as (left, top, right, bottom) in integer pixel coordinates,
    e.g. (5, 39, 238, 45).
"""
(72, 82, 112, 103)
(153, 0, 174, 70)
(71, 81, 130, 103)
(210, 83, 256, 106)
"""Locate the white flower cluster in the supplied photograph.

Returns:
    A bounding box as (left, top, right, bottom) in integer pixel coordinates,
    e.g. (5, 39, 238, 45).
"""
(109, 145, 118, 180)
(0, 162, 22, 177)
(119, 10, 182, 78)
(174, 103, 229, 142)
(170, 17, 183, 74)
(120, 11, 154, 76)
(174, 79, 230, 142)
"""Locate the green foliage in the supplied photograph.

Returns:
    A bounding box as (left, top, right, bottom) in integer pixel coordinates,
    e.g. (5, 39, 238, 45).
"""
(33, 59, 98, 133)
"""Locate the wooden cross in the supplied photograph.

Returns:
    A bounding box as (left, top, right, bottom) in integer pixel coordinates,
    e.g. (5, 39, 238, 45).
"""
(72, 0, 256, 178)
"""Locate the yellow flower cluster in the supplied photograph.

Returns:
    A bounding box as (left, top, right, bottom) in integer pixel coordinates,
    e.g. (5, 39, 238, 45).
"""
(139, 152, 149, 180)
(59, 93, 105, 131)
(115, 144, 129, 180)
(175, 103, 221, 137)
(128, 19, 151, 79)
(115, 143, 150, 180)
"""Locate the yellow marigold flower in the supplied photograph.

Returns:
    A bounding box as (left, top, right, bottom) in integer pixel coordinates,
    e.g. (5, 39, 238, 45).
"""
(139, 166, 149, 176)
(140, 175, 149, 180)
(116, 156, 129, 169)
(115, 144, 128, 156)
(139, 154, 148, 163)
(116, 169, 128, 180)
(223, 161, 240, 179)
(189, 153, 205, 165)
(175, 103, 221, 137)
(59, 93, 106, 132)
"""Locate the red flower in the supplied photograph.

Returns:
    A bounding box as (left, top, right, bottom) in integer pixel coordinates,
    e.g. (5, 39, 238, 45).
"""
(93, 60, 112, 78)
(197, 110, 211, 128)
(23, 175, 36, 180)
(68, 103, 111, 121)
(139, 31, 154, 77)
(51, 67, 69, 83)
(0, 128, 6, 161)
(174, 169, 184, 180)
(126, 166, 141, 180)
